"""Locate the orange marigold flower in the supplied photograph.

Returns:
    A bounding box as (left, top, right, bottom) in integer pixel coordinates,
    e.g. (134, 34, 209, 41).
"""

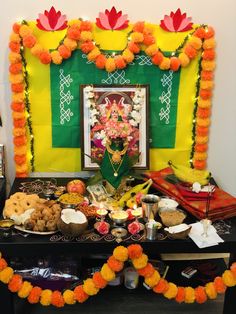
(14, 145, 27, 155)
(128, 244, 143, 259)
(14, 155, 27, 165)
(145, 44, 158, 56)
(16, 172, 28, 178)
(195, 143, 208, 153)
(153, 278, 169, 294)
(189, 36, 202, 50)
(80, 31, 93, 42)
(201, 71, 214, 81)
(74, 285, 89, 303)
(143, 34, 155, 46)
(13, 125, 26, 137)
(16, 163, 28, 173)
(184, 287, 195, 303)
(83, 278, 99, 296)
(205, 282, 217, 299)
(14, 118, 26, 128)
(40, 289, 52, 306)
(198, 98, 211, 109)
(152, 52, 163, 66)
(31, 43, 43, 57)
(200, 80, 214, 90)
(163, 282, 178, 299)
(67, 26, 81, 40)
(132, 254, 148, 270)
(184, 44, 197, 59)
(194, 27, 205, 39)
(63, 38, 78, 51)
(175, 287, 185, 303)
(214, 276, 227, 294)
(80, 41, 95, 53)
(12, 111, 25, 119)
(12, 92, 24, 103)
(9, 41, 21, 53)
(80, 21, 93, 31)
(138, 263, 155, 277)
(9, 52, 22, 64)
(8, 274, 23, 292)
(51, 51, 63, 65)
(222, 270, 236, 287)
(14, 135, 27, 146)
(10, 33, 21, 44)
(13, 22, 21, 34)
(51, 290, 65, 307)
(105, 58, 116, 72)
(133, 21, 145, 33)
(11, 83, 24, 93)
(0, 258, 8, 271)
(178, 52, 190, 67)
(87, 47, 100, 61)
(58, 45, 71, 59)
(199, 89, 212, 100)
(9, 62, 22, 74)
(230, 262, 236, 276)
(159, 57, 170, 70)
(170, 57, 181, 72)
(197, 107, 211, 119)
(194, 152, 207, 161)
(107, 255, 124, 272)
(202, 49, 215, 60)
(113, 246, 128, 262)
(39, 51, 52, 64)
(95, 54, 107, 69)
(19, 25, 33, 37)
(195, 286, 207, 303)
(193, 159, 207, 170)
(144, 270, 160, 288)
(63, 289, 75, 305)
(203, 38, 216, 50)
(101, 263, 115, 281)
(18, 281, 33, 298)
(93, 272, 107, 289)
(128, 41, 140, 54)
(204, 26, 215, 39)
(122, 49, 134, 63)
(0, 267, 14, 284)
(114, 56, 126, 69)
(196, 125, 209, 136)
(201, 60, 216, 71)
(23, 35, 36, 48)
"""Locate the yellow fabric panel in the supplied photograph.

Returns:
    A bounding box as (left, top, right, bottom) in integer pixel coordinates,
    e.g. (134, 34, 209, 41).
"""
(25, 22, 199, 172)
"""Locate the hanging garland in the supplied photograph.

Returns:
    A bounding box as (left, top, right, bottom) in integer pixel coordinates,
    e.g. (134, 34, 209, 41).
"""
(8, 18, 215, 176)
(0, 244, 236, 307)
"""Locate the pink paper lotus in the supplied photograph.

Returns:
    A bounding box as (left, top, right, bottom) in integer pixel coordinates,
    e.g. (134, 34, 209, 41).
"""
(160, 8, 193, 32)
(36, 6, 68, 31)
(96, 6, 129, 30)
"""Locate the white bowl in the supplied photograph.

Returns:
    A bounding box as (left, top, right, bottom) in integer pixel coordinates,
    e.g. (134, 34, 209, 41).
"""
(158, 197, 178, 210)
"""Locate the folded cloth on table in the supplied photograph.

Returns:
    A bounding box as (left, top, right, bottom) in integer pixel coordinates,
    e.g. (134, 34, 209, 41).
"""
(176, 184, 215, 201)
(144, 167, 236, 221)
(189, 222, 224, 248)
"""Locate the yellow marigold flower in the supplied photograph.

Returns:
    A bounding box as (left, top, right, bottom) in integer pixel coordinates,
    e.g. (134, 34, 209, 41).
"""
(205, 282, 217, 299)
(144, 270, 160, 288)
(80, 31, 93, 42)
(130, 32, 144, 43)
(178, 53, 190, 67)
(68, 19, 82, 27)
(203, 38, 216, 50)
(64, 38, 78, 51)
(201, 60, 216, 71)
(122, 49, 134, 63)
(222, 270, 236, 287)
(0, 267, 14, 284)
(31, 44, 44, 57)
(185, 287, 195, 303)
(194, 152, 208, 161)
(14, 145, 27, 155)
(51, 51, 63, 65)
(12, 111, 25, 119)
(63, 289, 75, 304)
(198, 99, 211, 108)
(113, 246, 128, 262)
(105, 58, 116, 72)
(164, 282, 178, 299)
(10, 32, 21, 43)
(13, 128, 26, 137)
(12, 92, 24, 103)
(9, 52, 22, 64)
(132, 254, 148, 270)
(143, 25, 153, 34)
(196, 117, 211, 127)
(189, 36, 202, 50)
(87, 47, 100, 61)
(16, 164, 28, 173)
(18, 281, 33, 298)
(195, 136, 209, 144)
(145, 44, 158, 56)
(159, 57, 170, 70)
(40, 289, 52, 306)
(200, 80, 214, 90)
(19, 25, 33, 37)
(101, 263, 115, 282)
(9, 73, 24, 84)
(83, 278, 99, 296)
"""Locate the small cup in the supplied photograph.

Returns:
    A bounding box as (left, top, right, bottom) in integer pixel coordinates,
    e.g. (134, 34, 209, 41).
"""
(142, 194, 160, 221)
(146, 224, 157, 240)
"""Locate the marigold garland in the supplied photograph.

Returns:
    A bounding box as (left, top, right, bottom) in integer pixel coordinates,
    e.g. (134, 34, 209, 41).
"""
(0, 245, 236, 307)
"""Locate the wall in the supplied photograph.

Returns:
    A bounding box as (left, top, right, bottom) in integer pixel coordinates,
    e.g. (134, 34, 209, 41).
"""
(0, 0, 236, 195)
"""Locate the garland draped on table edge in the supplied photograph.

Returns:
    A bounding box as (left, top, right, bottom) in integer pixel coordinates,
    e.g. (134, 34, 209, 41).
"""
(8, 20, 216, 176)
(0, 244, 235, 307)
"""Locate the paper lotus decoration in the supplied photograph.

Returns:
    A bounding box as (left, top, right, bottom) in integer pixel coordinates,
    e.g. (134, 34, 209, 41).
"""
(96, 6, 129, 30)
(36, 6, 68, 31)
(160, 8, 193, 32)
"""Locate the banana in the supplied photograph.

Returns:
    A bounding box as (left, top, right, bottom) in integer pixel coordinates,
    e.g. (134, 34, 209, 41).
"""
(168, 161, 211, 186)
(125, 179, 153, 208)
(118, 179, 153, 208)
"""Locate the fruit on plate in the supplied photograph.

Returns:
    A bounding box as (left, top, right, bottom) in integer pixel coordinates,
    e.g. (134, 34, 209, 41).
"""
(168, 161, 211, 186)
(57, 208, 88, 236)
(67, 180, 86, 195)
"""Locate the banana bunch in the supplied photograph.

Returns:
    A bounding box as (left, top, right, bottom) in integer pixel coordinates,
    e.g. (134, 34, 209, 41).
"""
(168, 161, 211, 186)
(119, 179, 153, 208)
(126, 179, 153, 208)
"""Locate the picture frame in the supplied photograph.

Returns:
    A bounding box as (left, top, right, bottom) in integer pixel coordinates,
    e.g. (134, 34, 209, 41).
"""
(80, 84, 149, 170)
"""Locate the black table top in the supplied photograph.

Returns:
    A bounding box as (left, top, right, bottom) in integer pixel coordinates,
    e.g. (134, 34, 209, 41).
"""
(1, 177, 236, 257)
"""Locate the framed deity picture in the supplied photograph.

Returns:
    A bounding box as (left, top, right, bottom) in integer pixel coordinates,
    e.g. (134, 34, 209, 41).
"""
(80, 85, 149, 170)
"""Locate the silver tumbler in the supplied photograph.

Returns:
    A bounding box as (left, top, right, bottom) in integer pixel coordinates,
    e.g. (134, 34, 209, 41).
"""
(142, 194, 159, 221)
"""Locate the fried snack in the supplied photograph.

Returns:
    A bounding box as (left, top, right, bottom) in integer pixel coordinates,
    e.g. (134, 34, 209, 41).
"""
(59, 193, 84, 205)
(77, 204, 98, 218)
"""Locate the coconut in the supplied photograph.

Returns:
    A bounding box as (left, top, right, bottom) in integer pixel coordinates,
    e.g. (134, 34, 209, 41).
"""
(57, 208, 88, 236)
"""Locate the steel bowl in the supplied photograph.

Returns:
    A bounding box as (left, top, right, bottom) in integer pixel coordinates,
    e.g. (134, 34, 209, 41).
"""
(110, 210, 129, 224)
